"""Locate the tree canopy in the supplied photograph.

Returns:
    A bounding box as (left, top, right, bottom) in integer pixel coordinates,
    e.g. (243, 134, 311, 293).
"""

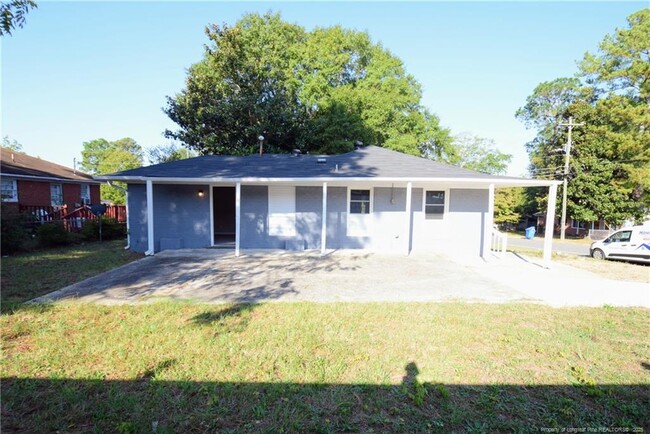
(447, 134, 511, 175)
(516, 9, 650, 225)
(2, 135, 23, 151)
(164, 12, 453, 158)
(1, 0, 37, 36)
(80, 138, 143, 204)
(147, 144, 196, 165)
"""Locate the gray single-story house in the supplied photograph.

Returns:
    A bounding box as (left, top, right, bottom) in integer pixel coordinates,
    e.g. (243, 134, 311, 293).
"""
(99, 146, 561, 262)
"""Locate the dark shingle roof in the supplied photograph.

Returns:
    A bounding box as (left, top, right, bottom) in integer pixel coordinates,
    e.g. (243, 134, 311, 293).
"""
(107, 146, 523, 181)
(0, 147, 96, 182)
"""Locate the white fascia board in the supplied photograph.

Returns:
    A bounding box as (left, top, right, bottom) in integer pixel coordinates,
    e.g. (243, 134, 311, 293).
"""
(1, 173, 101, 184)
(97, 175, 561, 188)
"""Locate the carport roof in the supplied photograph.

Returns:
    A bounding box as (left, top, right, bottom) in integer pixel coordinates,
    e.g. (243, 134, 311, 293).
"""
(98, 145, 559, 187)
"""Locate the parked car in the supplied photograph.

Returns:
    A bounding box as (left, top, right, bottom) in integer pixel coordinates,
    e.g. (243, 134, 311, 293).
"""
(590, 224, 650, 264)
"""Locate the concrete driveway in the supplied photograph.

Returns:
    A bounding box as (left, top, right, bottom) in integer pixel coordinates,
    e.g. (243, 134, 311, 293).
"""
(507, 236, 591, 256)
(33, 249, 650, 308)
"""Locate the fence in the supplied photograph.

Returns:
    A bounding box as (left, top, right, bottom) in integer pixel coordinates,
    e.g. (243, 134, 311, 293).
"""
(18, 204, 126, 232)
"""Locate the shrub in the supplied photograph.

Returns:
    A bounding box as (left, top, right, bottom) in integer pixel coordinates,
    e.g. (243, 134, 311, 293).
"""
(1, 207, 33, 254)
(81, 218, 126, 241)
(37, 222, 70, 247)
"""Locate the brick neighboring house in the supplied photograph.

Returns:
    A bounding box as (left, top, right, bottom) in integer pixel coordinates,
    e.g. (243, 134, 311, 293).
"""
(0, 147, 101, 209)
(534, 212, 609, 238)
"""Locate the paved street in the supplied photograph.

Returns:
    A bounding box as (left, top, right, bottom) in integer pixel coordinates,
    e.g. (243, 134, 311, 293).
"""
(507, 236, 591, 256)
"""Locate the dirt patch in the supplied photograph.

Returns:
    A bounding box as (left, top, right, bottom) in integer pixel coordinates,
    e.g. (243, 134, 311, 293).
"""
(555, 254, 649, 284)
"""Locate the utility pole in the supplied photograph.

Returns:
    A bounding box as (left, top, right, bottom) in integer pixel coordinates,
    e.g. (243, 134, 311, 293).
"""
(558, 116, 583, 240)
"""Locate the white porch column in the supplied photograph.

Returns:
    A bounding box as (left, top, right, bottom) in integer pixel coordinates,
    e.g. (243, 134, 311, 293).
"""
(404, 182, 412, 255)
(543, 183, 558, 265)
(209, 186, 214, 246)
(481, 183, 495, 259)
(321, 182, 327, 255)
(146, 179, 154, 255)
(125, 190, 131, 249)
(235, 182, 241, 257)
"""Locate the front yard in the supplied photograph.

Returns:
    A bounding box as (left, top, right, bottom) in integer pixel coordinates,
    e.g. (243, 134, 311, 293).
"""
(1, 241, 648, 432)
(1, 240, 143, 310)
(2, 302, 649, 432)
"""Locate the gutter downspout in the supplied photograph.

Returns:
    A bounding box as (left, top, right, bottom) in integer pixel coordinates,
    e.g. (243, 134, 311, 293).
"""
(106, 180, 130, 250)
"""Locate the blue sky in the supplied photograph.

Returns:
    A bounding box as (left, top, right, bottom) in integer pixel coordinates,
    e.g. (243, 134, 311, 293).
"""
(1, 1, 645, 176)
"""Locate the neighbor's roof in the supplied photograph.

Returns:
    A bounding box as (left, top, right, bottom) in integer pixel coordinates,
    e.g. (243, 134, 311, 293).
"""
(100, 145, 559, 187)
(0, 147, 98, 183)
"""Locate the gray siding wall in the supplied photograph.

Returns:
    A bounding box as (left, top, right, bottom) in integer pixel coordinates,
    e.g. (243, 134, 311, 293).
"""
(127, 183, 211, 253)
(127, 183, 490, 256)
(153, 184, 211, 252)
(240, 185, 374, 250)
(295, 187, 322, 249)
(240, 185, 283, 249)
(326, 187, 371, 249)
(448, 188, 489, 256)
(127, 184, 148, 253)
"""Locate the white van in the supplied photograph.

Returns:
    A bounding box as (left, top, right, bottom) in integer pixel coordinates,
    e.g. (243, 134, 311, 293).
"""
(590, 224, 650, 264)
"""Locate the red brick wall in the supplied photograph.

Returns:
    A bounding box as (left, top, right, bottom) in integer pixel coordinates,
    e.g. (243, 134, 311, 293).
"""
(16, 180, 51, 206)
(90, 184, 101, 204)
(63, 183, 81, 207)
(14, 180, 100, 207)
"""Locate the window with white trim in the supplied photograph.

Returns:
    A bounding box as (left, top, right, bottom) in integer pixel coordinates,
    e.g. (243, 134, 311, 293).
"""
(571, 220, 586, 230)
(80, 184, 91, 204)
(50, 183, 63, 206)
(1, 178, 18, 202)
(424, 190, 445, 219)
(350, 189, 371, 214)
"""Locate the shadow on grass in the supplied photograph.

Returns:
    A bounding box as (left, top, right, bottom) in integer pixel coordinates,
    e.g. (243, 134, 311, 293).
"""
(190, 304, 253, 325)
(0, 302, 54, 316)
(190, 304, 255, 334)
(2, 362, 648, 433)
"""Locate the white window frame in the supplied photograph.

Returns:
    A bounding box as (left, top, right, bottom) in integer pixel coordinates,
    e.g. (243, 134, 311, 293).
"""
(423, 188, 449, 220)
(50, 183, 63, 206)
(80, 184, 91, 204)
(1, 178, 18, 202)
(347, 186, 374, 236)
(571, 219, 586, 230)
(348, 188, 372, 215)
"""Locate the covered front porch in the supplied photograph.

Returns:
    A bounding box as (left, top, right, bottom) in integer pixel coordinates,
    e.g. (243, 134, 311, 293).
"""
(125, 177, 560, 266)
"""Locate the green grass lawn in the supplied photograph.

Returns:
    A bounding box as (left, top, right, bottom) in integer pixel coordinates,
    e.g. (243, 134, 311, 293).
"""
(2, 302, 649, 433)
(1, 240, 143, 309)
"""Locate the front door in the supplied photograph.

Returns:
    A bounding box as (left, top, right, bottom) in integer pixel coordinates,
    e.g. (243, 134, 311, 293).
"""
(213, 187, 236, 245)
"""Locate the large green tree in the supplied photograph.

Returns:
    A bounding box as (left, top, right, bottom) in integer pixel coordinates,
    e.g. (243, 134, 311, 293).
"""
(147, 144, 196, 165)
(494, 187, 526, 226)
(80, 138, 143, 204)
(164, 12, 452, 158)
(447, 133, 512, 175)
(516, 9, 650, 226)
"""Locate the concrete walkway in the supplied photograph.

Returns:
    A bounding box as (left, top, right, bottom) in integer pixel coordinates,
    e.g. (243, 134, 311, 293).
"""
(35, 249, 650, 307)
(32, 249, 649, 308)
(473, 253, 649, 307)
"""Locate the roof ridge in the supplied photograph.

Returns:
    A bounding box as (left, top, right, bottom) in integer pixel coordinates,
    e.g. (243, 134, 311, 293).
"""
(0, 146, 94, 179)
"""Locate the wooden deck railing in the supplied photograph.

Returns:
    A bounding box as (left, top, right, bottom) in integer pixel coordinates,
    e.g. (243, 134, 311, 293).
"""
(18, 204, 127, 230)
